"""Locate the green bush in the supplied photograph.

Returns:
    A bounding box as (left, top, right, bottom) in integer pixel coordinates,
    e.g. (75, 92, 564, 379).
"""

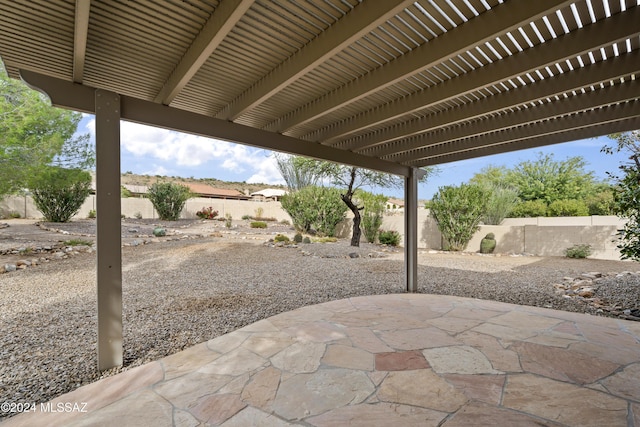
(274, 234, 290, 242)
(251, 221, 267, 228)
(280, 186, 347, 236)
(358, 191, 387, 243)
(241, 214, 251, 220)
(428, 184, 487, 251)
(510, 200, 548, 218)
(147, 182, 192, 221)
(482, 184, 519, 225)
(29, 167, 91, 222)
(225, 213, 233, 228)
(302, 236, 311, 244)
(379, 230, 400, 246)
(9, 211, 21, 219)
(547, 199, 589, 216)
(586, 190, 615, 215)
(87, 209, 96, 219)
(565, 244, 592, 258)
(293, 233, 303, 243)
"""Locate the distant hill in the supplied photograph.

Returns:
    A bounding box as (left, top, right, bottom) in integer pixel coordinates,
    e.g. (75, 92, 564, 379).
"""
(120, 172, 286, 196)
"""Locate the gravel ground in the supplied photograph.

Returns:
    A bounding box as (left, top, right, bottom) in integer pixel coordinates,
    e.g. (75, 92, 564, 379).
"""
(1, 231, 640, 419)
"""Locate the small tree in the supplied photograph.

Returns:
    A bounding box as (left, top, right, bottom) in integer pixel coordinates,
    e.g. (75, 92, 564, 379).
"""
(147, 182, 192, 221)
(358, 191, 387, 243)
(29, 167, 91, 222)
(603, 131, 640, 260)
(428, 184, 488, 251)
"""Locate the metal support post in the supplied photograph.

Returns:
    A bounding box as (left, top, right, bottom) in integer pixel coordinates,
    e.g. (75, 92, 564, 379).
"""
(404, 168, 419, 292)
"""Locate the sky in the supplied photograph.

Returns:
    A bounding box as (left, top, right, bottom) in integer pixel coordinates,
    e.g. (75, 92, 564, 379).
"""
(79, 114, 631, 200)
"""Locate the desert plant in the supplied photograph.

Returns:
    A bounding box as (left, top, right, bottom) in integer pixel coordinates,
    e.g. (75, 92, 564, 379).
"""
(280, 185, 347, 236)
(225, 213, 232, 228)
(482, 184, 519, 224)
(565, 244, 591, 258)
(480, 233, 496, 254)
(359, 191, 387, 243)
(547, 199, 589, 217)
(250, 221, 267, 228)
(379, 230, 400, 246)
(241, 214, 251, 220)
(64, 238, 92, 246)
(293, 233, 303, 243)
(147, 182, 192, 221)
(196, 206, 218, 220)
(255, 207, 264, 219)
(9, 211, 20, 218)
(510, 200, 548, 218)
(87, 209, 96, 219)
(134, 211, 142, 219)
(153, 227, 166, 237)
(428, 184, 488, 251)
(274, 234, 290, 242)
(302, 236, 311, 244)
(29, 167, 91, 223)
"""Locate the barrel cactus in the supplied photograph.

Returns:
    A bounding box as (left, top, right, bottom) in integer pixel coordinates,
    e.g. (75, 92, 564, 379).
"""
(480, 232, 496, 254)
(153, 227, 166, 237)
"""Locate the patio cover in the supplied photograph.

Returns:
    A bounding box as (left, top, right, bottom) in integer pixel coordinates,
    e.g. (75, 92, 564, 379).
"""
(1, 0, 639, 370)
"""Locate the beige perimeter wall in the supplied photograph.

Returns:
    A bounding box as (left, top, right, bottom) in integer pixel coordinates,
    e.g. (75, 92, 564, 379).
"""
(1, 196, 626, 260)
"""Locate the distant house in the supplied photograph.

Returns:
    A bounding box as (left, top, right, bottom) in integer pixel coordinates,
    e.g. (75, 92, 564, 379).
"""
(183, 183, 250, 200)
(386, 198, 404, 210)
(251, 189, 288, 202)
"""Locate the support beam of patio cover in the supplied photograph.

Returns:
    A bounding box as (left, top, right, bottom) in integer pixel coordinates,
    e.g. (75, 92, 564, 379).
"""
(405, 168, 419, 293)
(95, 89, 123, 371)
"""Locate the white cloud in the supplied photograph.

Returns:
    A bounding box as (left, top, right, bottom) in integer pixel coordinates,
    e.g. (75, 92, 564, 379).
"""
(142, 165, 170, 176)
(246, 155, 285, 185)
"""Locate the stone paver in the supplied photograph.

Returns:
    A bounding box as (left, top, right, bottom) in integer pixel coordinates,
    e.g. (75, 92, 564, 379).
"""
(4, 294, 639, 427)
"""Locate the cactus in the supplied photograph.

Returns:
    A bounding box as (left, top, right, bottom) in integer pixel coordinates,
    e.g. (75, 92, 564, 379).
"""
(153, 227, 166, 237)
(302, 236, 311, 244)
(480, 233, 496, 253)
(293, 233, 303, 243)
(274, 234, 290, 242)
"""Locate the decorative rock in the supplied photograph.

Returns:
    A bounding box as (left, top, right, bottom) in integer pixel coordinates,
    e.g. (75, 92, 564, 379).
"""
(4, 263, 17, 272)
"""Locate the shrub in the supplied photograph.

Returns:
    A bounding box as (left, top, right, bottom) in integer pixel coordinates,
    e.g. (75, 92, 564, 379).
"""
(565, 244, 591, 258)
(302, 236, 311, 244)
(87, 209, 96, 219)
(280, 185, 347, 236)
(196, 206, 219, 220)
(358, 191, 387, 243)
(251, 221, 267, 228)
(379, 230, 400, 246)
(241, 214, 251, 220)
(586, 190, 615, 215)
(510, 200, 548, 217)
(29, 167, 92, 223)
(482, 184, 519, 225)
(480, 233, 496, 254)
(274, 234, 290, 242)
(225, 213, 233, 228)
(9, 211, 21, 219)
(147, 182, 192, 221)
(293, 233, 303, 243)
(64, 239, 92, 246)
(428, 184, 487, 251)
(547, 199, 589, 217)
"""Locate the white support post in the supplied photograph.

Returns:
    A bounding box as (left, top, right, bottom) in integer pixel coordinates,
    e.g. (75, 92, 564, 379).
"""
(95, 89, 123, 371)
(404, 168, 419, 292)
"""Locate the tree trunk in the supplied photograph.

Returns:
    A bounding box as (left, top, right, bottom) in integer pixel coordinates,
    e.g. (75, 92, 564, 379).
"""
(342, 193, 362, 247)
(341, 167, 362, 247)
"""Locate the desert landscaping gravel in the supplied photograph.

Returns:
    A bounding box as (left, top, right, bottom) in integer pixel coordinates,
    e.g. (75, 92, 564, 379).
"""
(1, 220, 640, 419)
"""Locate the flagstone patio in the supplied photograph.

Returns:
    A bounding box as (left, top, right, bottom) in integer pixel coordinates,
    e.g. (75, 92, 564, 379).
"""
(3, 294, 639, 426)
